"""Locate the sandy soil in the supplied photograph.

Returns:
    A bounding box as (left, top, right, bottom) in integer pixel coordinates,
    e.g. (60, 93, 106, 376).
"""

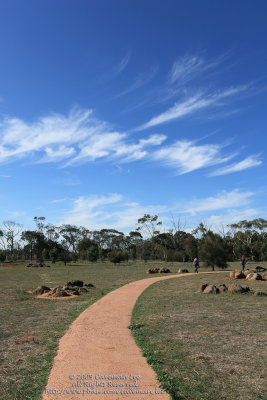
(42, 272, 223, 400)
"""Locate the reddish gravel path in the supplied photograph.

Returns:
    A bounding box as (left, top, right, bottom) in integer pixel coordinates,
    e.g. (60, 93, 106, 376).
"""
(42, 272, 224, 400)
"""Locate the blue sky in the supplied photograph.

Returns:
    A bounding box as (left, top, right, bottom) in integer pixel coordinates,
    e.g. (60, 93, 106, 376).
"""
(0, 0, 267, 233)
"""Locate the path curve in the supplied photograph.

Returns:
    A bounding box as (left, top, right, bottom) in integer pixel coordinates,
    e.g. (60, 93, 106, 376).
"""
(42, 272, 225, 400)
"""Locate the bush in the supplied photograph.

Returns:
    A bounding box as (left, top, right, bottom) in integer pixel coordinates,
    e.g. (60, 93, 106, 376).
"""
(0, 250, 6, 262)
(108, 251, 125, 264)
(199, 231, 228, 270)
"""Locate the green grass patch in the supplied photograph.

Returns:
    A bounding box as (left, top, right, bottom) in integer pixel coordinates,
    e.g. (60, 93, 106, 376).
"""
(130, 272, 267, 400)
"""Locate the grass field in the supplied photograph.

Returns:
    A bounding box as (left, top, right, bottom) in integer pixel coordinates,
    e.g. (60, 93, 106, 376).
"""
(131, 272, 267, 400)
(0, 259, 192, 400)
(0, 260, 266, 400)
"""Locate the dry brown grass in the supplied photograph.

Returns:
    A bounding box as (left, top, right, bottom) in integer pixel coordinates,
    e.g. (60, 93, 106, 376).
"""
(131, 272, 267, 400)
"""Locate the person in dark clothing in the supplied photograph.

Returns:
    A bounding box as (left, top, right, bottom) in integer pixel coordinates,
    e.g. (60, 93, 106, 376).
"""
(193, 257, 199, 273)
(240, 255, 246, 271)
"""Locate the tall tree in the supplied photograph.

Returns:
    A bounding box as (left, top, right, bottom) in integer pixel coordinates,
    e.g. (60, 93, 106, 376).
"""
(2, 220, 23, 254)
(21, 230, 46, 260)
(34, 216, 46, 232)
(59, 225, 82, 253)
(199, 231, 228, 270)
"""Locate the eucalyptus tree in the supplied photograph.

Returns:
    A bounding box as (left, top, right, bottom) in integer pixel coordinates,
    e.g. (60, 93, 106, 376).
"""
(21, 230, 46, 260)
(2, 220, 23, 255)
(136, 214, 162, 259)
(59, 224, 82, 254)
(228, 218, 267, 260)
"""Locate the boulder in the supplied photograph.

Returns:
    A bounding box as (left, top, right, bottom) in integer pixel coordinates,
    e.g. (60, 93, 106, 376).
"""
(53, 289, 69, 297)
(199, 283, 208, 292)
(246, 273, 262, 281)
(229, 271, 236, 279)
(262, 272, 267, 281)
(244, 269, 252, 276)
(235, 271, 246, 279)
(218, 284, 228, 293)
(33, 285, 51, 295)
(254, 266, 267, 272)
(203, 285, 219, 294)
(242, 285, 250, 293)
(78, 287, 89, 293)
(228, 284, 244, 294)
(67, 280, 84, 287)
(159, 267, 171, 273)
(84, 283, 95, 288)
(146, 268, 159, 274)
(178, 268, 189, 273)
(254, 291, 267, 296)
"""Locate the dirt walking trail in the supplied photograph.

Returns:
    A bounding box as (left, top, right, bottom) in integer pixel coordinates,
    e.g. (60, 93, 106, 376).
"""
(42, 272, 223, 400)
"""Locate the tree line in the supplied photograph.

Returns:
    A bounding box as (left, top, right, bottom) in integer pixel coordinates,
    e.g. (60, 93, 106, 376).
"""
(0, 215, 267, 269)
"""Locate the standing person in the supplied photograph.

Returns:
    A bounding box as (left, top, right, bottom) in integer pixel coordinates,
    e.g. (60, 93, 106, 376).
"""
(193, 257, 199, 273)
(240, 255, 246, 271)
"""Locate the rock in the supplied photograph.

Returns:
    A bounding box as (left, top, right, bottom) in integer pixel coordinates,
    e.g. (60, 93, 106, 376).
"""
(67, 280, 84, 287)
(246, 273, 262, 281)
(79, 287, 89, 293)
(33, 285, 51, 295)
(203, 285, 219, 294)
(254, 266, 267, 272)
(84, 283, 95, 288)
(159, 267, 171, 273)
(50, 286, 63, 294)
(178, 268, 189, 273)
(262, 272, 267, 281)
(199, 283, 209, 292)
(228, 284, 244, 294)
(218, 284, 228, 293)
(53, 289, 69, 297)
(242, 285, 250, 293)
(146, 268, 159, 274)
(235, 271, 246, 279)
(244, 269, 251, 276)
(254, 291, 267, 296)
(229, 271, 236, 279)
(26, 263, 33, 267)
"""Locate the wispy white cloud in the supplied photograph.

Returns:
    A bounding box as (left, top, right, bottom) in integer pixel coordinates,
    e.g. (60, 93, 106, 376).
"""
(57, 189, 258, 233)
(206, 208, 260, 229)
(0, 108, 166, 166)
(50, 198, 68, 204)
(182, 189, 253, 215)
(152, 139, 233, 174)
(0, 106, 261, 178)
(61, 193, 166, 231)
(110, 65, 159, 99)
(114, 51, 132, 75)
(168, 53, 229, 86)
(0, 173, 11, 178)
(138, 84, 249, 130)
(210, 155, 262, 176)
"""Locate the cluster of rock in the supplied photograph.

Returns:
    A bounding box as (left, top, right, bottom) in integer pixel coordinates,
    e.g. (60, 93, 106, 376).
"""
(146, 267, 171, 274)
(199, 282, 266, 296)
(27, 263, 50, 268)
(33, 280, 95, 298)
(230, 269, 267, 281)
